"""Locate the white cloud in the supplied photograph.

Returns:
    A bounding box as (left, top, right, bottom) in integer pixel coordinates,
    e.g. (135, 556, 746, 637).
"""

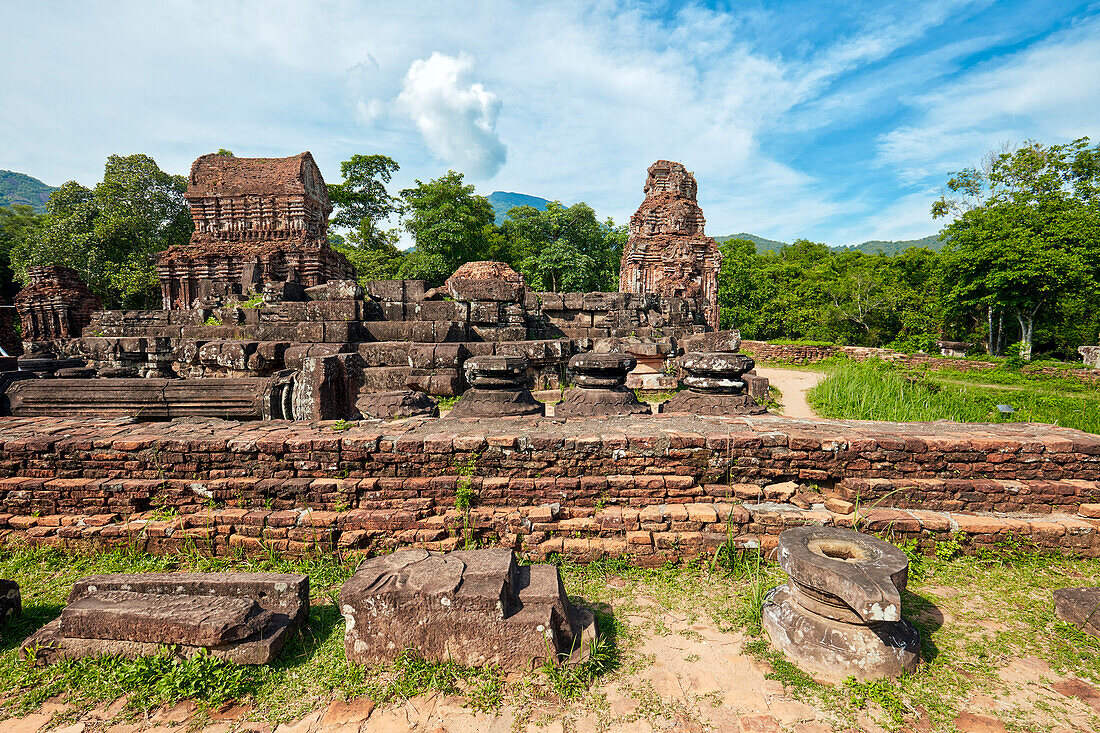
(877, 15, 1100, 182)
(0, 0, 1089, 244)
(395, 52, 506, 179)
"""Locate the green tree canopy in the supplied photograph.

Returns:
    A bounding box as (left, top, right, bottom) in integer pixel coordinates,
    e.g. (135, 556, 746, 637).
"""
(501, 201, 624, 292)
(399, 171, 495, 286)
(11, 154, 191, 308)
(0, 204, 45, 302)
(933, 137, 1100, 360)
(327, 154, 404, 283)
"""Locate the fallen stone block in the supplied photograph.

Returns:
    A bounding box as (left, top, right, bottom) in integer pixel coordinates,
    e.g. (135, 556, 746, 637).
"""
(356, 390, 439, 420)
(339, 548, 595, 671)
(21, 572, 308, 665)
(0, 579, 20, 627)
(1054, 587, 1100, 638)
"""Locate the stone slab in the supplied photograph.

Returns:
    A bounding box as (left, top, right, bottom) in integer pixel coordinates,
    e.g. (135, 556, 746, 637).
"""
(1054, 587, 1100, 638)
(58, 590, 270, 646)
(20, 571, 308, 666)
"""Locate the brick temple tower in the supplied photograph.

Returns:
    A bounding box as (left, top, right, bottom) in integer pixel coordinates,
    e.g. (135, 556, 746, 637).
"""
(618, 160, 721, 328)
(155, 152, 356, 309)
(13, 266, 101, 347)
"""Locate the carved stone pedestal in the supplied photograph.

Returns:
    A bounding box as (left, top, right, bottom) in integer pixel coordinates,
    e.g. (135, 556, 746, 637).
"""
(762, 526, 920, 681)
(448, 355, 543, 418)
(662, 351, 767, 415)
(557, 353, 650, 418)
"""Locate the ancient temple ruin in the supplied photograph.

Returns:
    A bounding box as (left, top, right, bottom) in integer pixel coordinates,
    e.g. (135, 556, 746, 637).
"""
(0, 152, 747, 422)
(619, 160, 722, 329)
(13, 266, 100, 350)
(155, 152, 355, 309)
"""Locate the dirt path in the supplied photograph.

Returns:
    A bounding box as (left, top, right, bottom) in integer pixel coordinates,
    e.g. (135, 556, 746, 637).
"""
(755, 367, 825, 419)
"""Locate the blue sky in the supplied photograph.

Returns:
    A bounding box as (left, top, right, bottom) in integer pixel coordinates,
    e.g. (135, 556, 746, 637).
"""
(2, 0, 1098, 245)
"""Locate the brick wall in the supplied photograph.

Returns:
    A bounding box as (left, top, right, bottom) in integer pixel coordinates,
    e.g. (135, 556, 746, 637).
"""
(0, 415, 1097, 516)
(4, 498, 1099, 564)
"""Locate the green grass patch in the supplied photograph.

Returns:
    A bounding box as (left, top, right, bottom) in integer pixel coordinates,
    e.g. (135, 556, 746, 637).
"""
(436, 395, 460, 410)
(5, 540, 1100, 731)
(808, 358, 1100, 434)
(0, 545, 620, 725)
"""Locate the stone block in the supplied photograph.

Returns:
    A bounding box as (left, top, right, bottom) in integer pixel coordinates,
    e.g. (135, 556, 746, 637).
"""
(0, 579, 20, 627)
(339, 548, 594, 670)
(1055, 587, 1100, 639)
(356, 390, 439, 421)
(21, 572, 308, 665)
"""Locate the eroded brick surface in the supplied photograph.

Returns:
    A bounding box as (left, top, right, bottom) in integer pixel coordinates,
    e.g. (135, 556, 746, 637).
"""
(0, 414, 1095, 560)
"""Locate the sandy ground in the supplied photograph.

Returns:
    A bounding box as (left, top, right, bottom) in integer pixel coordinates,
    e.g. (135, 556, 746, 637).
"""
(753, 368, 825, 419)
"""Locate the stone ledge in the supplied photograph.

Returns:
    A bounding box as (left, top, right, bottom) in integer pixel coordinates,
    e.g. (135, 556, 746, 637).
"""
(4, 500, 1098, 563)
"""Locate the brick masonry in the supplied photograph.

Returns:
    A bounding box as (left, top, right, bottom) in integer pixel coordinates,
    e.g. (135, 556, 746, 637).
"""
(0, 413, 1098, 560)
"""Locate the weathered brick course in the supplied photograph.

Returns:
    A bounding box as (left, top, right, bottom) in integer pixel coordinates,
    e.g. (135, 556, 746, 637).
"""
(0, 414, 1098, 558)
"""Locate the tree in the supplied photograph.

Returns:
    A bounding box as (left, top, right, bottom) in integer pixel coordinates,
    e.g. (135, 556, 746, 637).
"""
(502, 202, 624, 292)
(933, 138, 1100, 360)
(11, 154, 191, 307)
(0, 205, 45, 301)
(399, 171, 495, 285)
(328, 154, 401, 249)
(327, 154, 405, 283)
(716, 238, 775, 335)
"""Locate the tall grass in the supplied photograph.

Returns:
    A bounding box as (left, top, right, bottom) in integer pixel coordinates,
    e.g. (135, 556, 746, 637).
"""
(808, 359, 1100, 434)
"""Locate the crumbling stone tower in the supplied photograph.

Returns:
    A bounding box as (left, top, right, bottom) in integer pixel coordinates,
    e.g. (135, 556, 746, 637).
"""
(13, 266, 100, 349)
(619, 160, 721, 328)
(155, 152, 355, 309)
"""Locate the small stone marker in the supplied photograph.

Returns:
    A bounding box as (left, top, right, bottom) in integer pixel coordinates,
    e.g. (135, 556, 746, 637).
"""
(762, 526, 920, 681)
(0, 579, 20, 627)
(339, 548, 596, 670)
(21, 572, 309, 665)
(1054, 587, 1100, 638)
(447, 355, 544, 418)
(556, 352, 651, 417)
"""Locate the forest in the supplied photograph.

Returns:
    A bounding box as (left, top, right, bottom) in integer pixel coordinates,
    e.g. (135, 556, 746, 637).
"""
(0, 138, 1097, 361)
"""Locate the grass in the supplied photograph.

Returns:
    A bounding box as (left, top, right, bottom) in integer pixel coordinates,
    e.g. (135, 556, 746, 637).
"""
(436, 395, 460, 410)
(808, 358, 1100, 434)
(0, 544, 617, 726)
(633, 388, 681, 404)
(4, 539, 1100, 731)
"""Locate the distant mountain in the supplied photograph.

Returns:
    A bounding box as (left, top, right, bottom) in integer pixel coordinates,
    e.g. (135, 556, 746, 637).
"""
(487, 191, 550, 225)
(715, 232, 788, 254)
(837, 234, 945, 255)
(0, 170, 55, 211)
(716, 232, 944, 256)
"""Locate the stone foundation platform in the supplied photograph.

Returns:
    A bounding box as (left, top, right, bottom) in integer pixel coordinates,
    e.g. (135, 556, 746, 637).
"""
(0, 414, 1097, 560)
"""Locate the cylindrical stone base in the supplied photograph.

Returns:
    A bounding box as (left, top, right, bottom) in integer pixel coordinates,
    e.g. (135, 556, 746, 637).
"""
(555, 386, 651, 418)
(661, 389, 767, 415)
(762, 585, 920, 682)
(447, 388, 545, 418)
